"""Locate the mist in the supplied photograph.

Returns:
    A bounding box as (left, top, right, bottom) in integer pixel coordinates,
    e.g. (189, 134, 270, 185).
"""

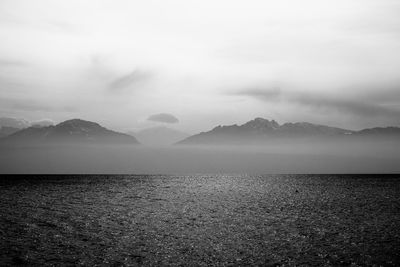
(1, 138, 399, 174)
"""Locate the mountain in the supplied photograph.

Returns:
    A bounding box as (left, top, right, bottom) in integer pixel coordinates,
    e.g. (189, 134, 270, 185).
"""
(177, 117, 400, 145)
(356, 127, 400, 137)
(0, 126, 20, 138)
(130, 126, 189, 146)
(0, 117, 30, 138)
(2, 119, 140, 145)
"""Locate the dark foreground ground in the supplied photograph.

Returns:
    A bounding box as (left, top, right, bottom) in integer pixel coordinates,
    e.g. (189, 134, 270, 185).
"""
(0, 174, 399, 266)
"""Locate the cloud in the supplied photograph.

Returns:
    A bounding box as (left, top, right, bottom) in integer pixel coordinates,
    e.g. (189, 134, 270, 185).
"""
(293, 94, 400, 118)
(31, 119, 54, 127)
(108, 70, 153, 91)
(0, 117, 30, 129)
(0, 97, 75, 112)
(147, 113, 179, 124)
(0, 0, 399, 132)
(238, 87, 400, 119)
(44, 20, 79, 34)
(0, 8, 79, 35)
(235, 87, 282, 101)
(0, 117, 55, 129)
(0, 58, 27, 68)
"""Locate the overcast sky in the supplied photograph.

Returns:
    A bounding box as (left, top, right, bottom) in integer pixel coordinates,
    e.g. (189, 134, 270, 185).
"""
(0, 0, 399, 133)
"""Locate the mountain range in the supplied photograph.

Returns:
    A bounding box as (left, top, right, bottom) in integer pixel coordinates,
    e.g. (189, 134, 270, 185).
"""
(177, 117, 400, 145)
(1, 117, 399, 146)
(1, 119, 139, 145)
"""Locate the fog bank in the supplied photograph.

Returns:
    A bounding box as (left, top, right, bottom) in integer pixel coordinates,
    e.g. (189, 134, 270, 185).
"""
(1, 139, 399, 174)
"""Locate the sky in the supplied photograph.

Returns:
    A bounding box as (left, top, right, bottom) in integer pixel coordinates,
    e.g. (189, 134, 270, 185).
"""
(0, 0, 399, 133)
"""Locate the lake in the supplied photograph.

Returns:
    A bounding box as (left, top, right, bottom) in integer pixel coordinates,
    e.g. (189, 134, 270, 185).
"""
(0, 174, 399, 266)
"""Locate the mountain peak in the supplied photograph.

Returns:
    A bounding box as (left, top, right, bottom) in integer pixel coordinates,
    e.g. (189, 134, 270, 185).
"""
(177, 117, 357, 145)
(3, 118, 139, 145)
(56, 119, 102, 128)
(243, 118, 280, 130)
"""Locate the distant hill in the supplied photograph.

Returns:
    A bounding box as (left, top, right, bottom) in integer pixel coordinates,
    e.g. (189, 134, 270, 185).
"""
(0, 126, 20, 138)
(2, 119, 140, 145)
(177, 117, 400, 145)
(0, 117, 30, 138)
(0, 117, 30, 129)
(130, 126, 189, 146)
(356, 127, 400, 137)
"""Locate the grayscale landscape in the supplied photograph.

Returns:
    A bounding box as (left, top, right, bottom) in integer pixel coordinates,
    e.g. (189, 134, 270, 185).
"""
(1, 117, 400, 174)
(1, 0, 400, 266)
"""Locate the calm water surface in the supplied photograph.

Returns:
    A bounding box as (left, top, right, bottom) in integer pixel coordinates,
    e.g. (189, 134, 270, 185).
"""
(0, 174, 399, 266)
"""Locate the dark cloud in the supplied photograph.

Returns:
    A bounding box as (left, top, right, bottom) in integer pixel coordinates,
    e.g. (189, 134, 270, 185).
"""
(238, 88, 400, 118)
(147, 113, 179, 124)
(108, 70, 153, 91)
